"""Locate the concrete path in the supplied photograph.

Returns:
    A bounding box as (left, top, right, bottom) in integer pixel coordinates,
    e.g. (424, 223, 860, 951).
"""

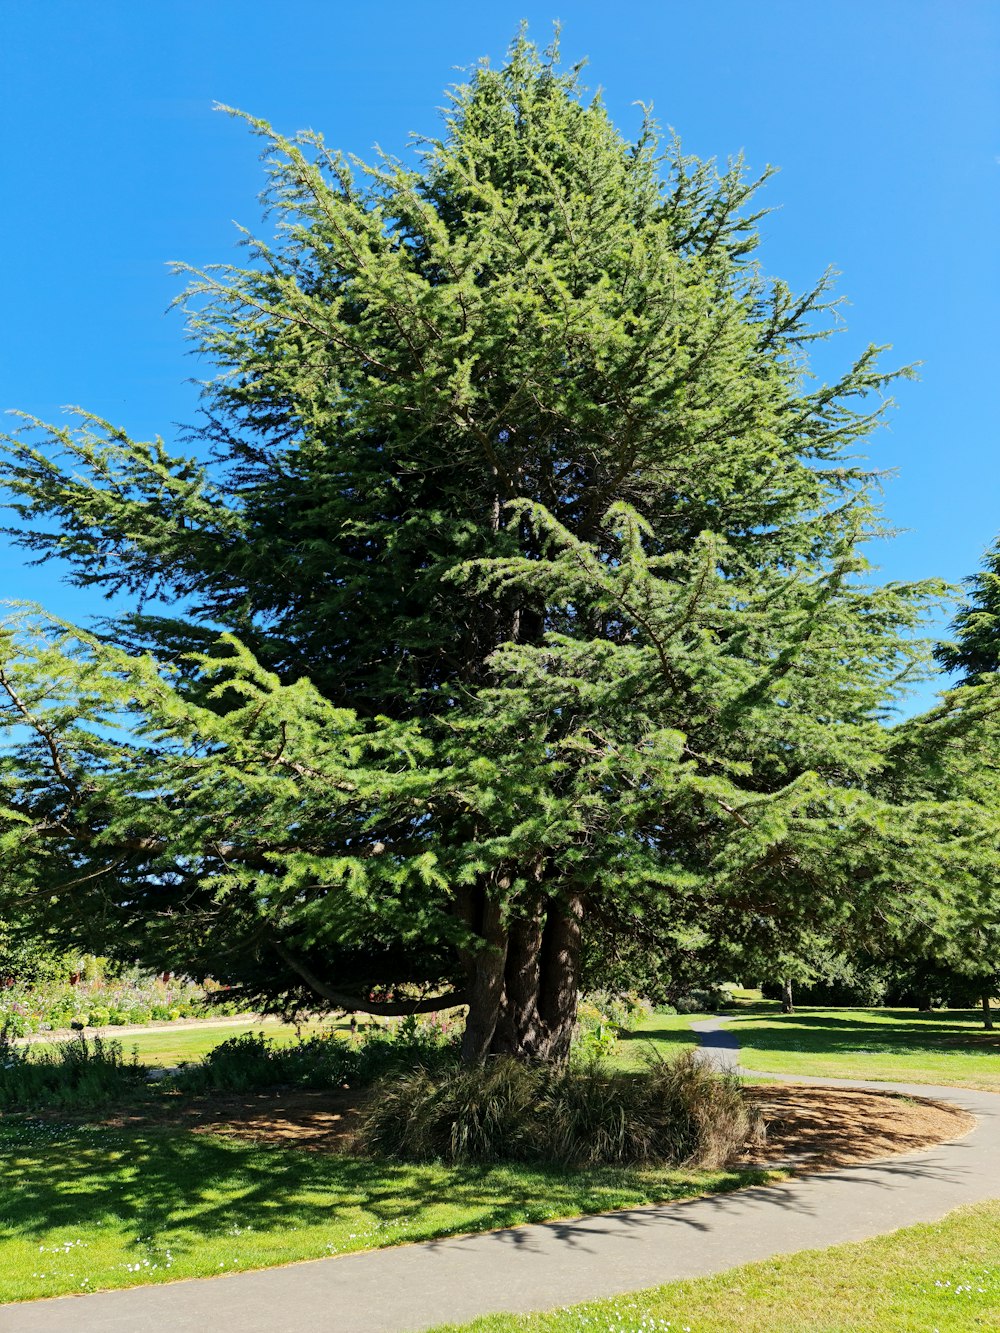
(3, 1019, 998, 1333)
(14, 1014, 266, 1046)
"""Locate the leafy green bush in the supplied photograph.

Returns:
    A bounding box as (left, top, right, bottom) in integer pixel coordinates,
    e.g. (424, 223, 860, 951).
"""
(173, 1015, 460, 1095)
(0, 1029, 148, 1111)
(574, 990, 654, 1057)
(358, 1049, 760, 1169)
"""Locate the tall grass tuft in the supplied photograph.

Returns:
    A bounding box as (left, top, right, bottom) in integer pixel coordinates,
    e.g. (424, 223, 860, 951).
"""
(0, 1027, 148, 1111)
(359, 1048, 760, 1168)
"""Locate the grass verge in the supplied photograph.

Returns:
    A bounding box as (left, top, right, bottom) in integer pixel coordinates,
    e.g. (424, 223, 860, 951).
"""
(0, 1117, 776, 1303)
(725, 1007, 1000, 1091)
(432, 1199, 1000, 1332)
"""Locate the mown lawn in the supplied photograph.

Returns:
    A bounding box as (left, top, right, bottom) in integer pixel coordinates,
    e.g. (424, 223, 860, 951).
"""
(0, 1118, 773, 1303)
(724, 1007, 1000, 1091)
(116, 1017, 342, 1066)
(611, 1012, 704, 1067)
(433, 1200, 1000, 1332)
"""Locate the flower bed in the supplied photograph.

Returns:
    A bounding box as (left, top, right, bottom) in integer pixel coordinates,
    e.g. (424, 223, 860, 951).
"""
(0, 966, 241, 1037)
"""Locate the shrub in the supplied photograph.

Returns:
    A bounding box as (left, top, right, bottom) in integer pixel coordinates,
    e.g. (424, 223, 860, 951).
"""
(358, 1048, 760, 1169)
(0, 1028, 148, 1111)
(573, 991, 655, 1058)
(673, 984, 736, 1014)
(173, 1015, 460, 1095)
(0, 968, 243, 1035)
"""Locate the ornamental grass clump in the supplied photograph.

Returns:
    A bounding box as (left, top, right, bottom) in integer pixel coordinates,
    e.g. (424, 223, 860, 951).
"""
(0, 1028, 147, 1111)
(359, 1049, 759, 1169)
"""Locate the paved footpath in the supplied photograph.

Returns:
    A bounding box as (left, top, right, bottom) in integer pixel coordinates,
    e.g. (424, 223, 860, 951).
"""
(3, 1018, 999, 1333)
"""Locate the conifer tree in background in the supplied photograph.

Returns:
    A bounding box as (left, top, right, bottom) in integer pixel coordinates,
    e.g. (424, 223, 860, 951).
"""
(938, 537, 1000, 682)
(0, 32, 959, 1061)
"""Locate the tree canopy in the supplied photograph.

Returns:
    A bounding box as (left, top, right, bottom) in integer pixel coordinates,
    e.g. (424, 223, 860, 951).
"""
(0, 32, 978, 1059)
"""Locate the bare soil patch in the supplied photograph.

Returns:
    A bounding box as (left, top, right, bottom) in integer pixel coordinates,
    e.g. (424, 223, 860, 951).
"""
(98, 1088, 369, 1151)
(744, 1083, 974, 1171)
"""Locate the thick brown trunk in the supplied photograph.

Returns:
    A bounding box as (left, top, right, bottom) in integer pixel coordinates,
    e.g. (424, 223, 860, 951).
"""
(458, 887, 508, 1065)
(489, 892, 583, 1063)
(781, 978, 794, 1015)
(459, 887, 584, 1065)
(983, 993, 995, 1032)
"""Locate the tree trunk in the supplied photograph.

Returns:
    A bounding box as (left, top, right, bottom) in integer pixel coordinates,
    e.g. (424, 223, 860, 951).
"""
(460, 889, 583, 1065)
(781, 977, 794, 1014)
(458, 889, 508, 1065)
(982, 993, 995, 1032)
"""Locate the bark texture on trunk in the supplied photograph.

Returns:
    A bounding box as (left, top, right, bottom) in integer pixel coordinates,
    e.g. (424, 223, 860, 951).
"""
(460, 888, 583, 1064)
(457, 888, 508, 1065)
(781, 977, 794, 1014)
(982, 993, 994, 1032)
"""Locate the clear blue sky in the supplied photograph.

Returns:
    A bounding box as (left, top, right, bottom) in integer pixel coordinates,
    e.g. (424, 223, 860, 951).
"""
(1, 1, 998, 712)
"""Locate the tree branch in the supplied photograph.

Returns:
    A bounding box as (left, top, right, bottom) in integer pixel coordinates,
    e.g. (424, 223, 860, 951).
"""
(273, 941, 466, 1015)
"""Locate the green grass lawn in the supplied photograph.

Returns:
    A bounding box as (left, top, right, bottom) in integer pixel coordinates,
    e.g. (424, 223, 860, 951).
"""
(723, 1007, 1000, 1091)
(433, 1200, 1000, 1332)
(115, 1017, 342, 1066)
(0, 1118, 773, 1303)
(611, 1011, 704, 1068)
(7, 1003, 996, 1311)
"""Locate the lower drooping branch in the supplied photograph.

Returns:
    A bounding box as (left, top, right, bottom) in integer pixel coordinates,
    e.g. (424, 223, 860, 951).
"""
(274, 941, 467, 1016)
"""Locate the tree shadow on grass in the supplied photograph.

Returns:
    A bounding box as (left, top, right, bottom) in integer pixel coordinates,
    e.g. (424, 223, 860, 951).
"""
(724, 1009, 1000, 1057)
(0, 1119, 760, 1262)
(617, 1026, 700, 1053)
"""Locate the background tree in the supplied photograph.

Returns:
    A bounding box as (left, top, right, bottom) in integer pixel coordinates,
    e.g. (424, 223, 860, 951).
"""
(0, 32, 956, 1060)
(938, 536, 1000, 683)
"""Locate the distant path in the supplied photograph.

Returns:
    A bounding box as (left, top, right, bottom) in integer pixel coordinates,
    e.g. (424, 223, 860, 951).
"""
(3, 1017, 998, 1333)
(13, 1014, 270, 1046)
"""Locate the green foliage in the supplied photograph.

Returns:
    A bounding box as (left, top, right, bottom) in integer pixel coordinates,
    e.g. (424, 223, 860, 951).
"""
(0, 1030, 148, 1111)
(573, 991, 653, 1058)
(174, 1014, 460, 1095)
(358, 1049, 758, 1169)
(0, 29, 973, 1058)
(0, 926, 74, 986)
(939, 536, 1000, 682)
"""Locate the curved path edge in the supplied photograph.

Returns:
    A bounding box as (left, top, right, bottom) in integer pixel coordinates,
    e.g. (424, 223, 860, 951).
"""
(3, 1019, 998, 1333)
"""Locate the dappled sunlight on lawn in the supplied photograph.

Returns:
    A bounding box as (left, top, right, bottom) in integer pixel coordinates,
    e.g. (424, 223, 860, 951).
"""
(0, 1118, 766, 1303)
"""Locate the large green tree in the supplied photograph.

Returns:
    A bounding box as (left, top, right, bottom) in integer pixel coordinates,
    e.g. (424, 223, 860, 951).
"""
(0, 34, 955, 1060)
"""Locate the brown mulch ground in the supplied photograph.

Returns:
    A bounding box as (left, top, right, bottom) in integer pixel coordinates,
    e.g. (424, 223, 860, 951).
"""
(97, 1082, 976, 1171)
(102, 1087, 369, 1151)
(743, 1083, 974, 1171)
